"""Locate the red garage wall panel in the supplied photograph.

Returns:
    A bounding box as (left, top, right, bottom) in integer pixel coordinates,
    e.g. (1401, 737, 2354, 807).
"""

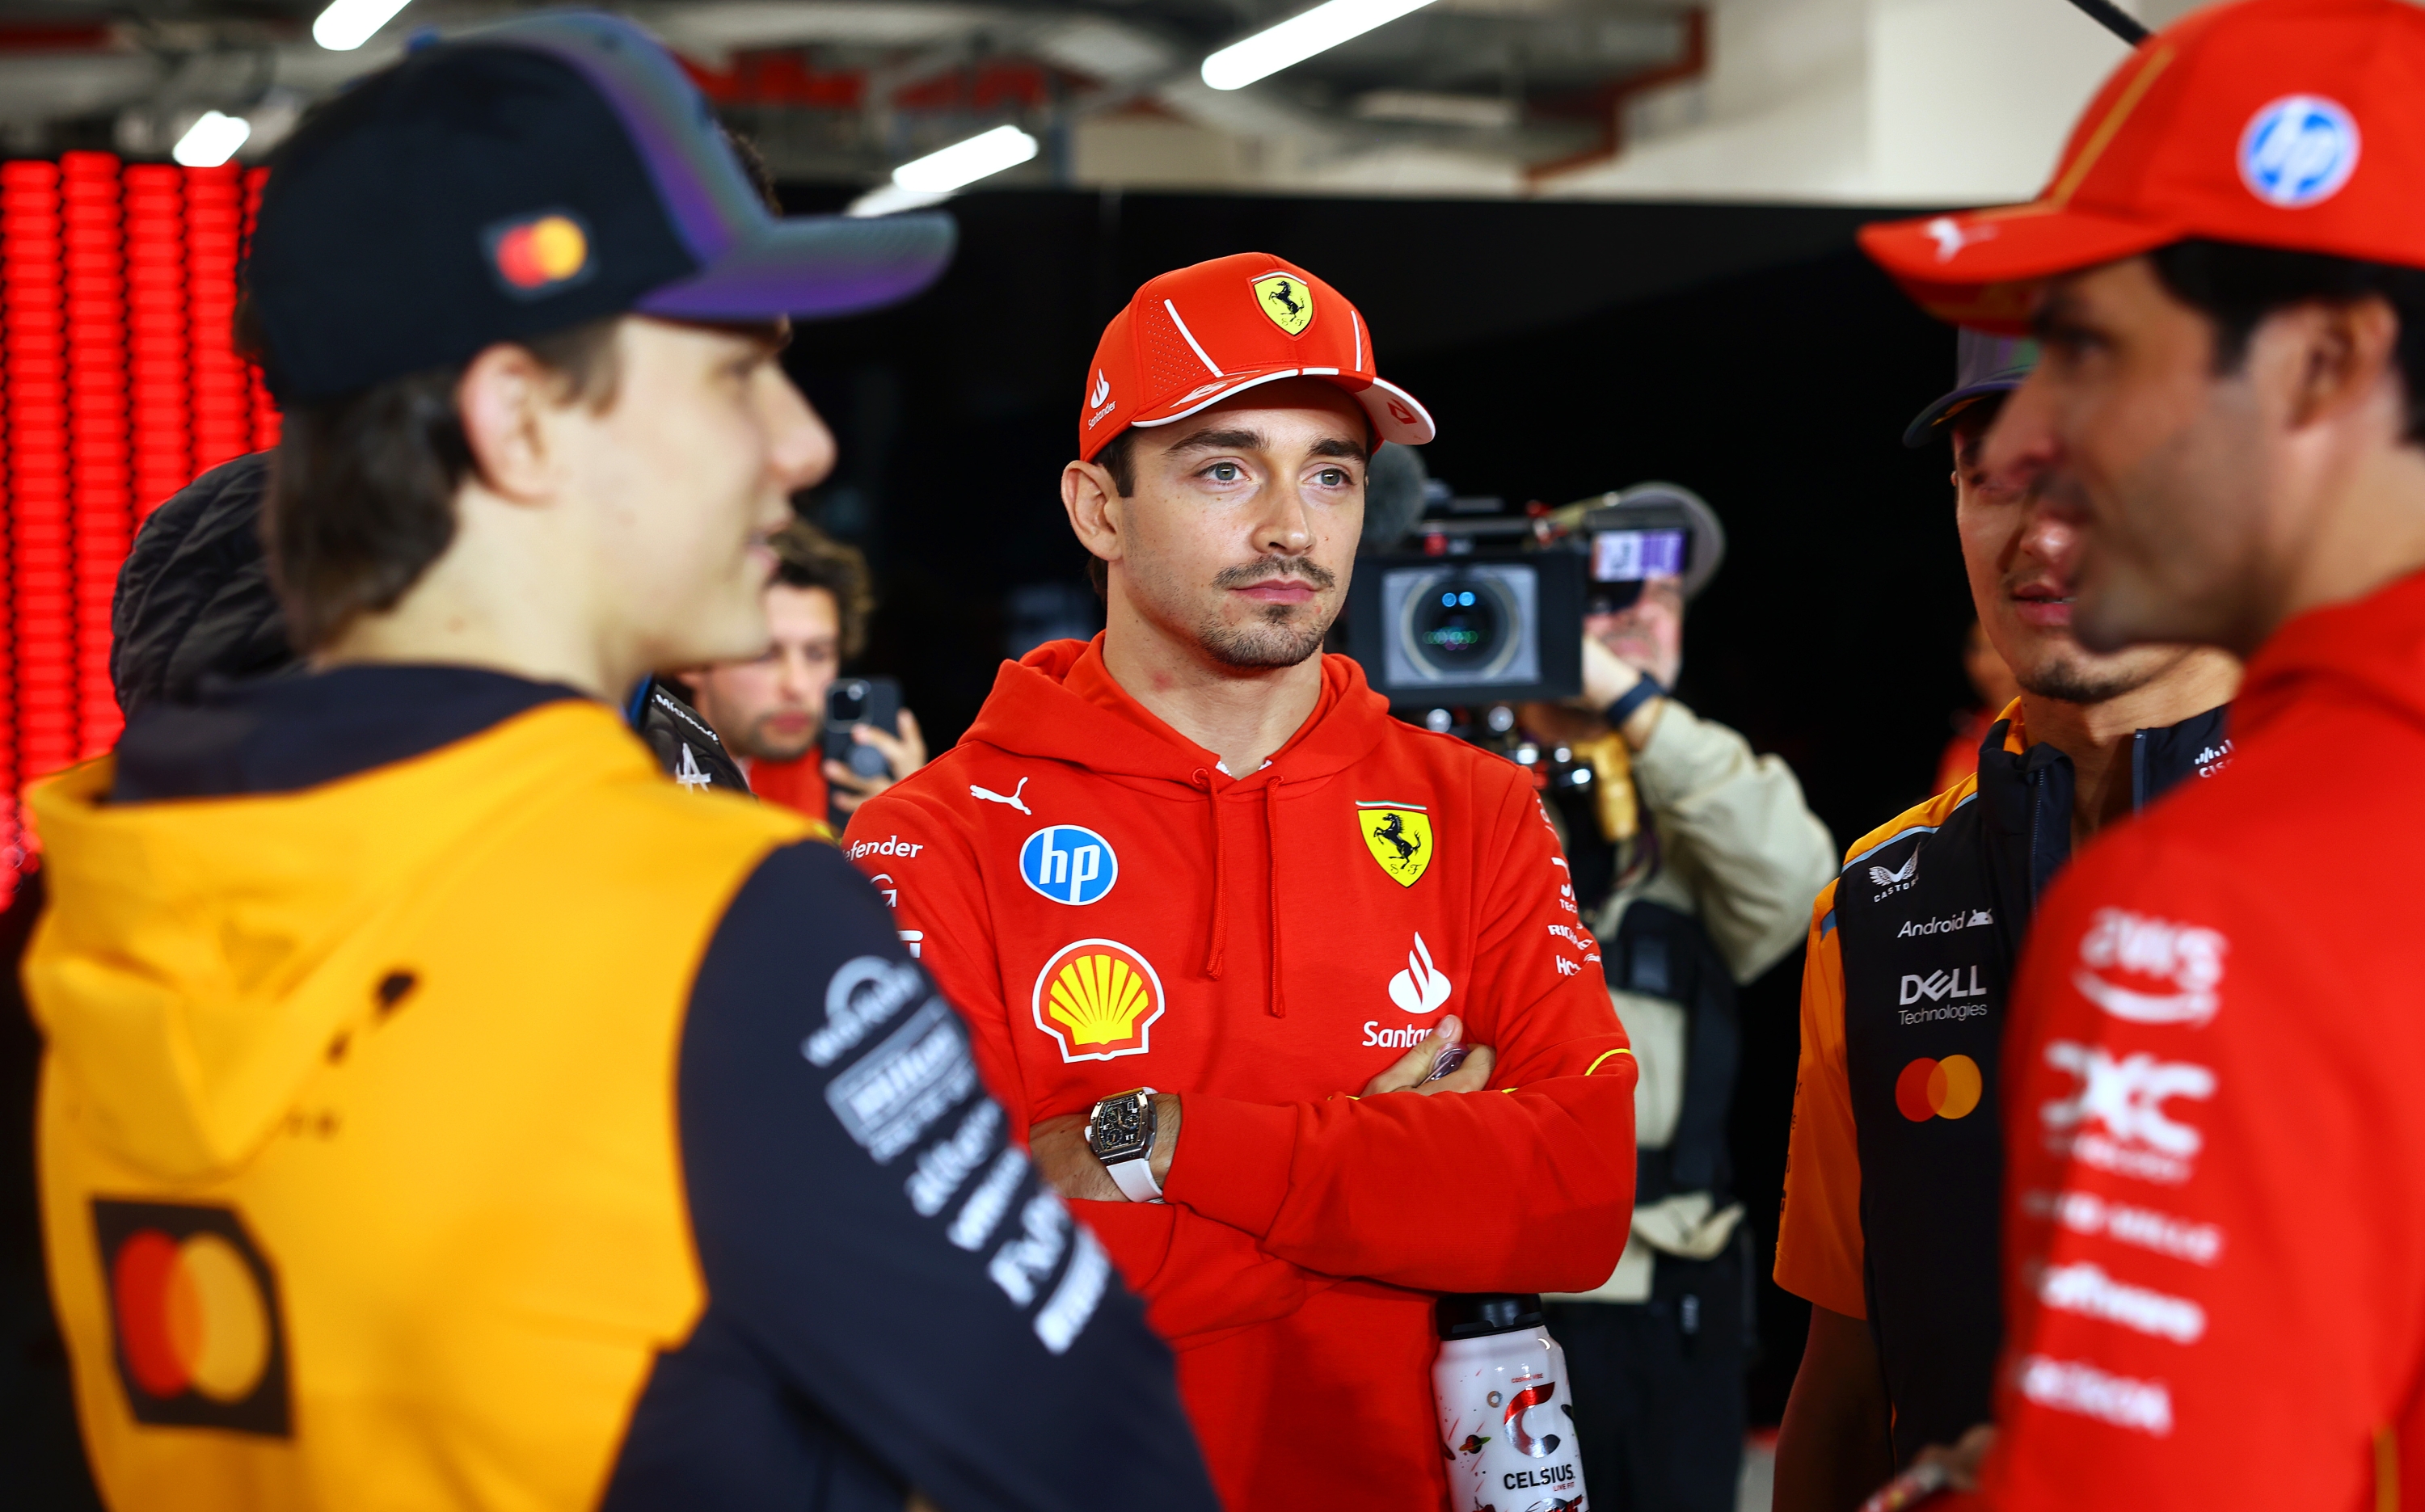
(0, 154, 276, 903)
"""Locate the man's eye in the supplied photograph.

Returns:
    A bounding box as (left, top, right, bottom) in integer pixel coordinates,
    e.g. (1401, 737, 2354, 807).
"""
(1206, 462, 1242, 482)
(1316, 469, 1349, 487)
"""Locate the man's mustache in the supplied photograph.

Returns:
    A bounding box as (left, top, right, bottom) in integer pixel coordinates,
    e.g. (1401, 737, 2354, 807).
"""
(1214, 558, 1338, 591)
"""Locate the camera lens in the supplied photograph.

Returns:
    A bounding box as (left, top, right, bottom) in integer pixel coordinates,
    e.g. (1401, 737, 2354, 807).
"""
(1411, 580, 1503, 671)
(1378, 562, 1538, 691)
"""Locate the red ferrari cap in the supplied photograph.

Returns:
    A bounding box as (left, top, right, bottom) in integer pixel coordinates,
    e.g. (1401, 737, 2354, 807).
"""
(1862, 0, 2425, 333)
(1077, 252, 1436, 462)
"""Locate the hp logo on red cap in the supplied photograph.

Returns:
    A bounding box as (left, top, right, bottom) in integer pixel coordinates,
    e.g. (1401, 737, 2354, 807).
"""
(2238, 95, 2360, 208)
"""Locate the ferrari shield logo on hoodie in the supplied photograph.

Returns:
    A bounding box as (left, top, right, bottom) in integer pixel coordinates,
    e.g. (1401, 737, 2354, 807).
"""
(1357, 802, 1433, 886)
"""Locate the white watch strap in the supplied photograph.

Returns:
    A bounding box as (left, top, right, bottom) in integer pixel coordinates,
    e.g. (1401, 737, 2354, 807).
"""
(1106, 1152, 1164, 1202)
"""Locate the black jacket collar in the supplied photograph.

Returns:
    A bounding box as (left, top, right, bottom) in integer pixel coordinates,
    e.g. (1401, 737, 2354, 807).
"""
(112, 664, 584, 802)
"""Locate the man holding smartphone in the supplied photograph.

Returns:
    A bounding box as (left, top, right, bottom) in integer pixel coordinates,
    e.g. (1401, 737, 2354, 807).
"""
(681, 519, 927, 823)
(842, 254, 1639, 1509)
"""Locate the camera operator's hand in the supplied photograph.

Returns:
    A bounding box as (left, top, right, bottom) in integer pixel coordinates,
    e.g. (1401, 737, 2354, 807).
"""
(1547, 574, 1685, 751)
(1525, 638, 1667, 752)
(824, 707, 928, 815)
(1580, 634, 1651, 713)
(1589, 574, 1685, 689)
(1358, 1017, 1495, 1097)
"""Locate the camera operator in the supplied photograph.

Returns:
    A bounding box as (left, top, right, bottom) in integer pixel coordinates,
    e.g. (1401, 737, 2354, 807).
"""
(681, 520, 929, 820)
(24, 16, 1213, 1510)
(1518, 484, 1837, 1512)
(842, 253, 1640, 1510)
(1767, 335, 2234, 1512)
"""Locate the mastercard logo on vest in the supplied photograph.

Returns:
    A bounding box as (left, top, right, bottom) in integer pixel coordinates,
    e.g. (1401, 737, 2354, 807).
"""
(1896, 1054, 1983, 1122)
(93, 1200, 292, 1434)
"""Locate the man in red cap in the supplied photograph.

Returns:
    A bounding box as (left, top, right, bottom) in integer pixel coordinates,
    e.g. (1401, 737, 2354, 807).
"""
(842, 255, 1638, 1507)
(1858, 0, 2425, 1504)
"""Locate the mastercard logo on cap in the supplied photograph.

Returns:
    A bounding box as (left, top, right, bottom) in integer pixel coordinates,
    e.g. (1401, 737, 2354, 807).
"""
(93, 1200, 292, 1435)
(1896, 1053, 1983, 1122)
(485, 209, 595, 299)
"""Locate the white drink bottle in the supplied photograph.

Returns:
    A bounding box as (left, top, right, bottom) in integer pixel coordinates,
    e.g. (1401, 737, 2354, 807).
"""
(1433, 1294, 1589, 1512)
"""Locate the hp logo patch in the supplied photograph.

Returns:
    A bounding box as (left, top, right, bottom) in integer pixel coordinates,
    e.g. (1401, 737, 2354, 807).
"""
(2239, 94, 2360, 208)
(1020, 825, 1118, 906)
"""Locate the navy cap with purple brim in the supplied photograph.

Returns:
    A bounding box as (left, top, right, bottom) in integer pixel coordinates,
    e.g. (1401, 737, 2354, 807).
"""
(1900, 330, 2039, 449)
(247, 11, 953, 403)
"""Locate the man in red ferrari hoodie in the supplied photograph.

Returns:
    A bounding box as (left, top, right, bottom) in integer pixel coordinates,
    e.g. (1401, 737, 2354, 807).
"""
(843, 254, 1637, 1508)
(1856, 0, 2425, 1506)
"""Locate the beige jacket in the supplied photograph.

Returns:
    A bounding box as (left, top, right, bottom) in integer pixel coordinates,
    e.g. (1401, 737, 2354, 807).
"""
(1554, 697, 1837, 1303)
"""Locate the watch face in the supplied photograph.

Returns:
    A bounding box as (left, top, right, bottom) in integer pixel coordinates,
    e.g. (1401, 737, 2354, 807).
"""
(1090, 1096, 1152, 1161)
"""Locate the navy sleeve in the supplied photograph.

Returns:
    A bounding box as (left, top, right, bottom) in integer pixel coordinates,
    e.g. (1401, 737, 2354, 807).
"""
(604, 840, 1218, 1512)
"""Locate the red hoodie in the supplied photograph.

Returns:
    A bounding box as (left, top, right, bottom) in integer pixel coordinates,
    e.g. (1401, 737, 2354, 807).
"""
(844, 637, 1635, 1510)
(1970, 571, 2425, 1509)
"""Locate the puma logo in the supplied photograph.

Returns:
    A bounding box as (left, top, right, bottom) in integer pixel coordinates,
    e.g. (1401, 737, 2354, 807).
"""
(971, 777, 1031, 815)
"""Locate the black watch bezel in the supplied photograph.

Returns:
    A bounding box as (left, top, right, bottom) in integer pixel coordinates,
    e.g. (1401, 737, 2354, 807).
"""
(1086, 1089, 1156, 1165)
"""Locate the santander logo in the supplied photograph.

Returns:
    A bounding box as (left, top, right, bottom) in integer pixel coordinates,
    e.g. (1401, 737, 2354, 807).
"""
(1388, 933, 1453, 1014)
(1090, 369, 1111, 409)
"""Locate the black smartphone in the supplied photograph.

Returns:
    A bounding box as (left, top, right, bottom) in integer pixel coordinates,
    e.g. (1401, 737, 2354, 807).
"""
(824, 676, 901, 779)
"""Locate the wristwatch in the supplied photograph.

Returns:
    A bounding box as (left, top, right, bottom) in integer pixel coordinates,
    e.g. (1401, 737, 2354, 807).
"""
(1602, 673, 1666, 733)
(1085, 1088, 1164, 1202)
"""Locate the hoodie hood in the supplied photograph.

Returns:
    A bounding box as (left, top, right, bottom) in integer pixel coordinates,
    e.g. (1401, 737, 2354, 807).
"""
(960, 635, 1398, 1000)
(964, 634, 1392, 788)
(26, 696, 640, 1184)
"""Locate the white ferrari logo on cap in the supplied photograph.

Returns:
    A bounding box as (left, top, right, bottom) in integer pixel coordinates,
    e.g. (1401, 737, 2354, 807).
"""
(1925, 216, 1995, 263)
(2239, 94, 2360, 208)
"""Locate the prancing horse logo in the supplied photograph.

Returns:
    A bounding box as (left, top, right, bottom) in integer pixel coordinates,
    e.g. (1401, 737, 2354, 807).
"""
(1252, 272, 1315, 336)
(1357, 802, 1432, 886)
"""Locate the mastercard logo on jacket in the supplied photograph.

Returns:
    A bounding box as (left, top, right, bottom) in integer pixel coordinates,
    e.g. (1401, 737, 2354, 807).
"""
(93, 1199, 292, 1435)
(1897, 1054, 1983, 1122)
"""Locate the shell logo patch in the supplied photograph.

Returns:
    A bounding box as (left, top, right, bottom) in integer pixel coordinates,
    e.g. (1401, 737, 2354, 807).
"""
(1359, 801, 1432, 887)
(1033, 939, 1165, 1062)
(487, 210, 594, 298)
(1252, 272, 1315, 336)
(94, 1200, 291, 1435)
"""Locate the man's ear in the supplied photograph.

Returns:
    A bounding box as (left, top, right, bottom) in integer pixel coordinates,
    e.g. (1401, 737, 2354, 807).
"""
(1061, 459, 1125, 574)
(2279, 294, 2403, 434)
(456, 343, 564, 503)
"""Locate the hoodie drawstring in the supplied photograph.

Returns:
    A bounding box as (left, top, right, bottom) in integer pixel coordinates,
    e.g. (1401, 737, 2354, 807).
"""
(1266, 777, 1286, 1017)
(1194, 768, 1228, 979)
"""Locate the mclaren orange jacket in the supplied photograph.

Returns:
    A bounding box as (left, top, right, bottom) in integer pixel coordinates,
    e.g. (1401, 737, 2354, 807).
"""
(843, 636, 1638, 1510)
(30, 666, 1212, 1511)
(1967, 572, 2425, 1507)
